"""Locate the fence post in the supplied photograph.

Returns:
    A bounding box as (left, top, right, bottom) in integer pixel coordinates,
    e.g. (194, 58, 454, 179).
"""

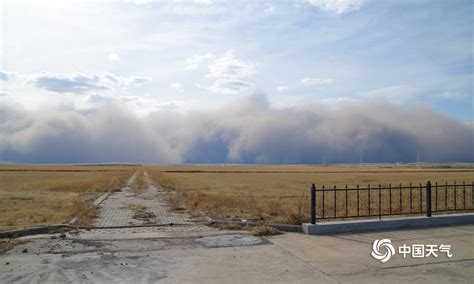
(426, 181, 432, 217)
(311, 183, 316, 224)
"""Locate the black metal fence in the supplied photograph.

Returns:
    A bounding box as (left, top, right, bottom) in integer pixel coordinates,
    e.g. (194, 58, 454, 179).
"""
(310, 181, 474, 224)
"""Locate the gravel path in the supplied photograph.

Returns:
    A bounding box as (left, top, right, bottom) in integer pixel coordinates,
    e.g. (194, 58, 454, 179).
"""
(94, 171, 216, 232)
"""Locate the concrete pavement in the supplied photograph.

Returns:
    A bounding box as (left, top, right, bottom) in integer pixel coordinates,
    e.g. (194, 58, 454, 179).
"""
(271, 224, 474, 283)
(1, 225, 472, 283)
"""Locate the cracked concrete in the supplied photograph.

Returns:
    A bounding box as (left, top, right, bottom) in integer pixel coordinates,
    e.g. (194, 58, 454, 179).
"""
(1, 171, 473, 283)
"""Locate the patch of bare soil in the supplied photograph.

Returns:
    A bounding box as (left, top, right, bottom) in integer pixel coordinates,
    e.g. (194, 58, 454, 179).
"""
(126, 204, 157, 224)
(133, 210, 156, 223)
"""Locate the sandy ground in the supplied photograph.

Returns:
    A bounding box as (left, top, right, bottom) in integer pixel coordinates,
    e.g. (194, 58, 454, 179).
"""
(1, 173, 473, 283)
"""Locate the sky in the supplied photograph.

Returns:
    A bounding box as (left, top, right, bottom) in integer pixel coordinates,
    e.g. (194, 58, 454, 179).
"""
(0, 0, 473, 164)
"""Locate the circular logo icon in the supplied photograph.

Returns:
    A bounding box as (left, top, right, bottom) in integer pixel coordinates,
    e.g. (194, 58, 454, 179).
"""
(371, 239, 395, 263)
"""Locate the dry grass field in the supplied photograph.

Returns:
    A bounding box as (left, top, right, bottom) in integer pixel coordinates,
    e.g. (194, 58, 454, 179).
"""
(1, 164, 472, 231)
(146, 165, 474, 224)
(0, 164, 135, 231)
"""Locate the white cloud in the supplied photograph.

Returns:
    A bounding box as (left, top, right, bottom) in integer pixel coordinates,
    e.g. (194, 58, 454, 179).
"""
(107, 53, 120, 61)
(127, 76, 152, 85)
(207, 50, 256, 79)
(203, 50, 256, 94)
(30, 72, 151, 94)
(302, 77, 334, 86)
(308, 0, 364, 14)
(185, 52, 215, 70)
(276, 85, 288, 92)
(187, 51, 256, 95)
(206, 50, 256, 94)
(31, 73, 109, 94)
(170, 82, 184, 93)
(207, 79, 254, 95)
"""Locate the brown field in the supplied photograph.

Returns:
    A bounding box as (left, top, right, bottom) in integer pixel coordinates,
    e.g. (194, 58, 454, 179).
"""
(146, 165, 474, 224)
(0, 164, 136, 231)
(1, 164, 473, 231)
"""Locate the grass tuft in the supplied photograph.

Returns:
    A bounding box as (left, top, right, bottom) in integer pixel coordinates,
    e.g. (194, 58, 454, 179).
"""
(249, 225, 282, 236)
(211, 223, 246, 230)
(281, 195, 308, 225)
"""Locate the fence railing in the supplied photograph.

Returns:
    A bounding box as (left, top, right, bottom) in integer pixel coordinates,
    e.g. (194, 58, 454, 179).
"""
(309, 181, 474, 224)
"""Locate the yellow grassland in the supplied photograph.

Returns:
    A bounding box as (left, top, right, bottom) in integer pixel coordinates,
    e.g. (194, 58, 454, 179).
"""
(0, 164, 135, 231)
(146, 165, 474, 224)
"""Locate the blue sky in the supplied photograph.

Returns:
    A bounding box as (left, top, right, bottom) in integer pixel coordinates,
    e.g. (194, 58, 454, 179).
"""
(0, 0, 473, 164)
(1, 0, 472, 120)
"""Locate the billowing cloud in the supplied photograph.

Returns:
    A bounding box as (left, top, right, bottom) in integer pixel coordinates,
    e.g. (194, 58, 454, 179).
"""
(308, 0, 365, 14)
(0, 103, 177, 164)
(302, 77, 334, 86)
(30, 72, 151, 94)
(1, 94, 472, 164)
(205, 51, 256, 94)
